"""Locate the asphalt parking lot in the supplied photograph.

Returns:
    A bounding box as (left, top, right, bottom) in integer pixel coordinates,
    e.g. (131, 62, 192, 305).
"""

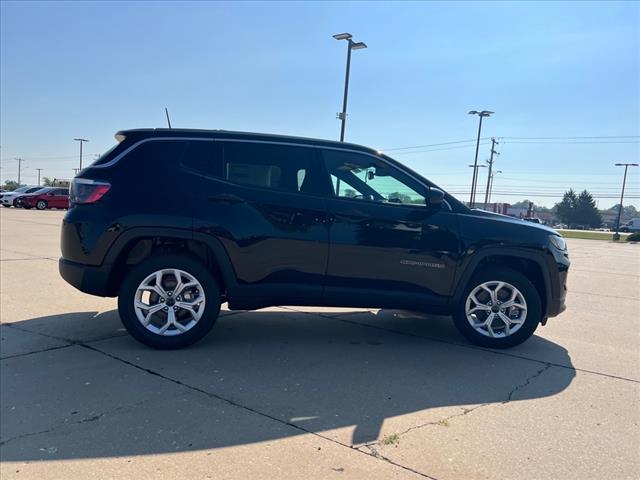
(1, 207, 638, 480)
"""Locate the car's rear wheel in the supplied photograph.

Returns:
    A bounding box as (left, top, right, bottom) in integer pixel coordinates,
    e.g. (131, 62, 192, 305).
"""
(36, 200, 47, 210)
(118, 254, 220, 349)
(12, 199, 21, 208)
(452, 267, 541, 348)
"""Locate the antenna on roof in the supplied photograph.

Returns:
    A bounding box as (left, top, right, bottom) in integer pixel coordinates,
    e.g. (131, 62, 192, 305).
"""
(164, 107, 172, 128)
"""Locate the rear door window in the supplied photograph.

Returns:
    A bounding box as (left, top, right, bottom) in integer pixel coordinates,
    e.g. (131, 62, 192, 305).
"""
(222, 142, 326, 196)
(180, 140, 223, 178)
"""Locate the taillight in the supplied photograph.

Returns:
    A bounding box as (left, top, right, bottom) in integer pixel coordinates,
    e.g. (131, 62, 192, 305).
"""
(70, 178, 111, 205)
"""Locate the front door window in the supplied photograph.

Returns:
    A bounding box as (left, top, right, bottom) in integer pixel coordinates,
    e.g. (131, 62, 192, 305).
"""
(323, 150, 427, 207)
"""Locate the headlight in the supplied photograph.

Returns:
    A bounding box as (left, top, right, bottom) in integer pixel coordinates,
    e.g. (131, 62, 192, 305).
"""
(549, 235, 567, 251)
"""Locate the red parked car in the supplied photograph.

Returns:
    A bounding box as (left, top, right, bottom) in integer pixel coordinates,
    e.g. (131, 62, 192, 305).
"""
(20, 187, 69, 210)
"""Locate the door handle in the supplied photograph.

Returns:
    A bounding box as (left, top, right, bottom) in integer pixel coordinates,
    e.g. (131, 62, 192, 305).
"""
(208, 193, 245, 204)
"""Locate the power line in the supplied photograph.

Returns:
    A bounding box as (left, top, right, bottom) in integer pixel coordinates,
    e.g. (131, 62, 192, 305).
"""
(382, 135, 640, 152)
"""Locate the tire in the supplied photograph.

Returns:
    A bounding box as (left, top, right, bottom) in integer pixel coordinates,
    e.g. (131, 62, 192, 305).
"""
(118, 254, 220, 349)
(452, 267, 541, 349)
(2, 204, 10, 208)
(36, 200, 47, 210)
(12, 199, 21, 208)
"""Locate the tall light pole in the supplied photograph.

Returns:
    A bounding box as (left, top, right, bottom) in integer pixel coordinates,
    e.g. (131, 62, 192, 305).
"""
(74, 138, 89, 171)
(613, 163, 638, 240)
(468, 110, 493, 207)
(469, 163, 487, 206)
(333, 33, 367, 142)
(35, 168, 43, 186)
(487, 170, 502, 206)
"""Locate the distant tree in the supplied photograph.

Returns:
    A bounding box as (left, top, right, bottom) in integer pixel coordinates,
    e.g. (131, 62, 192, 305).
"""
(2, 180, 21, 191)
(609, 204, 638, 217)
(574, 190, 602, 227)
(511, 199, 550, 213)
(553, 189, 578, 224)
(388, 192, 412, 203)
(511, 200, 534, 209)
(41, 177, 70, 187)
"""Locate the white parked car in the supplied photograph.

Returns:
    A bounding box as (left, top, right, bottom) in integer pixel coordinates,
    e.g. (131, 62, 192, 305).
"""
(0, 186, 44, 207)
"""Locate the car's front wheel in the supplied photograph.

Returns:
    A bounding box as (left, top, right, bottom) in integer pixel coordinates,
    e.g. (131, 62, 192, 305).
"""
(453, 267, 541, 348)
(118, 254, 221, 349)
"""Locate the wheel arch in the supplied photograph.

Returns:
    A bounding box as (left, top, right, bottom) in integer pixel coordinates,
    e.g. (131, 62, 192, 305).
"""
(451, 248, 551, 317)
(103, 228, 238, 297)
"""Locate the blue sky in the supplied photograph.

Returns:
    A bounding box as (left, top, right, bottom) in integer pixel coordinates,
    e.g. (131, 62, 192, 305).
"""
(1, 1, 638, 208)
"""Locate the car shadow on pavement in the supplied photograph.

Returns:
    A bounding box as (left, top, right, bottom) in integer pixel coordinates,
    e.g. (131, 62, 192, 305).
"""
(1, 308, 575, 462)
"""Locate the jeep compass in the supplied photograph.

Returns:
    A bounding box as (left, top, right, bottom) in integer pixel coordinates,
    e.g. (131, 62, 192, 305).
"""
(59, 129, 569, 349)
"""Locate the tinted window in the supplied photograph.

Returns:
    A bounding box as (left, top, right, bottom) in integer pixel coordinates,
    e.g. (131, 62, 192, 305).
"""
(223, 142, 324, 195)
(322, 150, 427, 207)
(180, 140, 223, 178)
(123, 140, 188, 170)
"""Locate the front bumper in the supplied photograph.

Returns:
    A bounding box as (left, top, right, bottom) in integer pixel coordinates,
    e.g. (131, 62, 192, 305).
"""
(59, 257, 113, 297)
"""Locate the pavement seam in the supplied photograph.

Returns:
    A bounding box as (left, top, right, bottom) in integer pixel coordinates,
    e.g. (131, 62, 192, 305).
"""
(279, 306, 640, 384)
(78, 342, 435, 479)
(0, 396, 164, 448)
(0, 321, 437, 478)
(0, 343, 74, 360)
(359, 363, 553, 452)
(0, 256, 58, 262)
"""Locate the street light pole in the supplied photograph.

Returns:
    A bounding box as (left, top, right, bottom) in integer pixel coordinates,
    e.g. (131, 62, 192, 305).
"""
(35, 168, 43, 186)
(469, 163, 487, 203)
(468, 110, 493, 207)
(73, 138, 89, 171)
(333, 33, 367, 142)
(613, 163, 639, 241)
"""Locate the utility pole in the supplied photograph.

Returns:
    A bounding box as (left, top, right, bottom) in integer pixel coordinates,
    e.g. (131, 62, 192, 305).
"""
(613, 163, 639, 240)
(35, 168, 43, 186)
(15, 158, 24, 185)
(467, 110, 493, 207)
(483, 138, 500, 209)
(73, 138, 89, 170)
(487, 170, 502, 206)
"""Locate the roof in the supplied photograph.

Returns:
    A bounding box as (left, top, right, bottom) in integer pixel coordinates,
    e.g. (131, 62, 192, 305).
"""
(116, 128, 381, 157)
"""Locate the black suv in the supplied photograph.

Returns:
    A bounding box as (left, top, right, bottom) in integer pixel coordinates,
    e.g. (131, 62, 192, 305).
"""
(59, 129, 569, 349)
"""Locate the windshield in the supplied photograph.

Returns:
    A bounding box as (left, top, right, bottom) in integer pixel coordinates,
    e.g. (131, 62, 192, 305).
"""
(13, 186, 32, 193)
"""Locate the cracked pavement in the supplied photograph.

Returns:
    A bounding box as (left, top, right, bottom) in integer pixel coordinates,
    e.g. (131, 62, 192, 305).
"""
(1, 208, 639, 479)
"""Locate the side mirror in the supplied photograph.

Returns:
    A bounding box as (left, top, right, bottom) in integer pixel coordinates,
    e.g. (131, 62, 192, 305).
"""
(426, 187, 445, 208)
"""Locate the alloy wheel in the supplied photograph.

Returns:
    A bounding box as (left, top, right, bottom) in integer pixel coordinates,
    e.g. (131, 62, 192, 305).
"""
(134, 268, 206, 336)
(465, 280, 528, 338)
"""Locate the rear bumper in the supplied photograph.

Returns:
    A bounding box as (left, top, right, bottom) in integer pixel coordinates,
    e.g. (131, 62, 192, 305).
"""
(59, 257, 113, 297)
